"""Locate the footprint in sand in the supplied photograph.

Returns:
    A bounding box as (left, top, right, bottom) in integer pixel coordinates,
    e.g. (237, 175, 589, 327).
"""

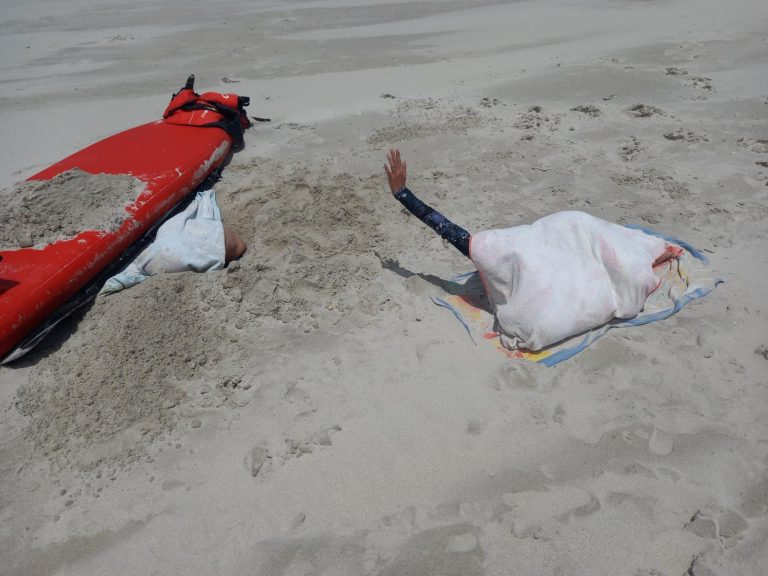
(639, 211, 663, 225)
(664, 129, 708, 143)
(738, 138, 768, 153)
(690, 76, 713, 91)
(215, 374, 253, 408)
(685, 508, 749, 547)
(625, 104, 665, 118)
(619, 135, 641, 161)
(514, 105, 562, 133)
(685, 511, 717, 538)
(479, 97, 502, 108)
(284, 424, 342, 459)
(570, 104, 601, 117)
(246, 446, 271, 477)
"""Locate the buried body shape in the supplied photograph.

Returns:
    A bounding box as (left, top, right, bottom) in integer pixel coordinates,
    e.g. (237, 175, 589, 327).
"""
(384, 148, 670, 351)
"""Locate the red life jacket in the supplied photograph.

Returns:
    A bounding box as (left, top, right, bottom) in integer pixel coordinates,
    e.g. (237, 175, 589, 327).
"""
(163, 75, 252, 144)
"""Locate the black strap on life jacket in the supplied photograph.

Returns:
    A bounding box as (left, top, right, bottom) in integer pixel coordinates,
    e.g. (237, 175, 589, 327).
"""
(163, 75, 261, 145)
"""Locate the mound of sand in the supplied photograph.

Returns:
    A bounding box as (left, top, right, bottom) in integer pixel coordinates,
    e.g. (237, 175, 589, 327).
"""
(15, 161, 400, 471)
(0, 169, 143, 249)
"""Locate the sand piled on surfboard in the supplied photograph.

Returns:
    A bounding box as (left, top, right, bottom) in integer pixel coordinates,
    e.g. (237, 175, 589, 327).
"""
(0, 169, 144, 249)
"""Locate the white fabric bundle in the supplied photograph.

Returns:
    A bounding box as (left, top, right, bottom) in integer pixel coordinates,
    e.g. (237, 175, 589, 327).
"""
(470, 211, 667, 351)
(101, 189, 225, 294)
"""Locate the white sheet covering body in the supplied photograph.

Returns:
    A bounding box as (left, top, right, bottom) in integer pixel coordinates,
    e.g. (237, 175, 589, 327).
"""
(101, 189, 226, 294)
(469, 211, 667, 351)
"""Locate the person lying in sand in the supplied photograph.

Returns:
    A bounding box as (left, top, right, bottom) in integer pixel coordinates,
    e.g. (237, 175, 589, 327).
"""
(101, 191, 248, 294)
(384, 148, 678, 352)
(224, 227, 247, 263)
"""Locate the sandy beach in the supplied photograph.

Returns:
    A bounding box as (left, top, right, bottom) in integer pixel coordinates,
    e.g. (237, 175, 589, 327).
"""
(1, 0, 767, 574)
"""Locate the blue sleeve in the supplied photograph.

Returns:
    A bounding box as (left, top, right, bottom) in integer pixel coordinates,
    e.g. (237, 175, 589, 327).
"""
(394, 187, 471, 258)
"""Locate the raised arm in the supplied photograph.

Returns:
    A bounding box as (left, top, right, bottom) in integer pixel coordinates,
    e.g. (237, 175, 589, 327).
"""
(385, 149, 471, 258)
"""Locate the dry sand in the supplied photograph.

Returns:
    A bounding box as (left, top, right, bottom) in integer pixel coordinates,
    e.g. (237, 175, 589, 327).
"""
(1, 0, 768, 574)
(0, 170, 143, 248)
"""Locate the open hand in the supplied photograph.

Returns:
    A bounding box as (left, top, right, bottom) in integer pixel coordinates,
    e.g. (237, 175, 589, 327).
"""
(384, 148, 407, 195)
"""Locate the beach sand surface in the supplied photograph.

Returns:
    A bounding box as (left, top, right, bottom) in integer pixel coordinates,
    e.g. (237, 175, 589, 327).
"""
(1, 0, 767, 574)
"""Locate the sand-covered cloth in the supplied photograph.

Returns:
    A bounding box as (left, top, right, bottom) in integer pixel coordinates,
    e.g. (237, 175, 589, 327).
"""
(100, 189, 226, 294)
(435, 221, 721, 366)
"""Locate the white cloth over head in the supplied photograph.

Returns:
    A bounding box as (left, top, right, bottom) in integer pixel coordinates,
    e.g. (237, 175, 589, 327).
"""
(469, 211, 667, 351)
(101, 189, 226, 294)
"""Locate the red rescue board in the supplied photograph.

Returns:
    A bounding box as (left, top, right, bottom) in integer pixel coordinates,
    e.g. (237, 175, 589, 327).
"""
(0, 77, 251, 362)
